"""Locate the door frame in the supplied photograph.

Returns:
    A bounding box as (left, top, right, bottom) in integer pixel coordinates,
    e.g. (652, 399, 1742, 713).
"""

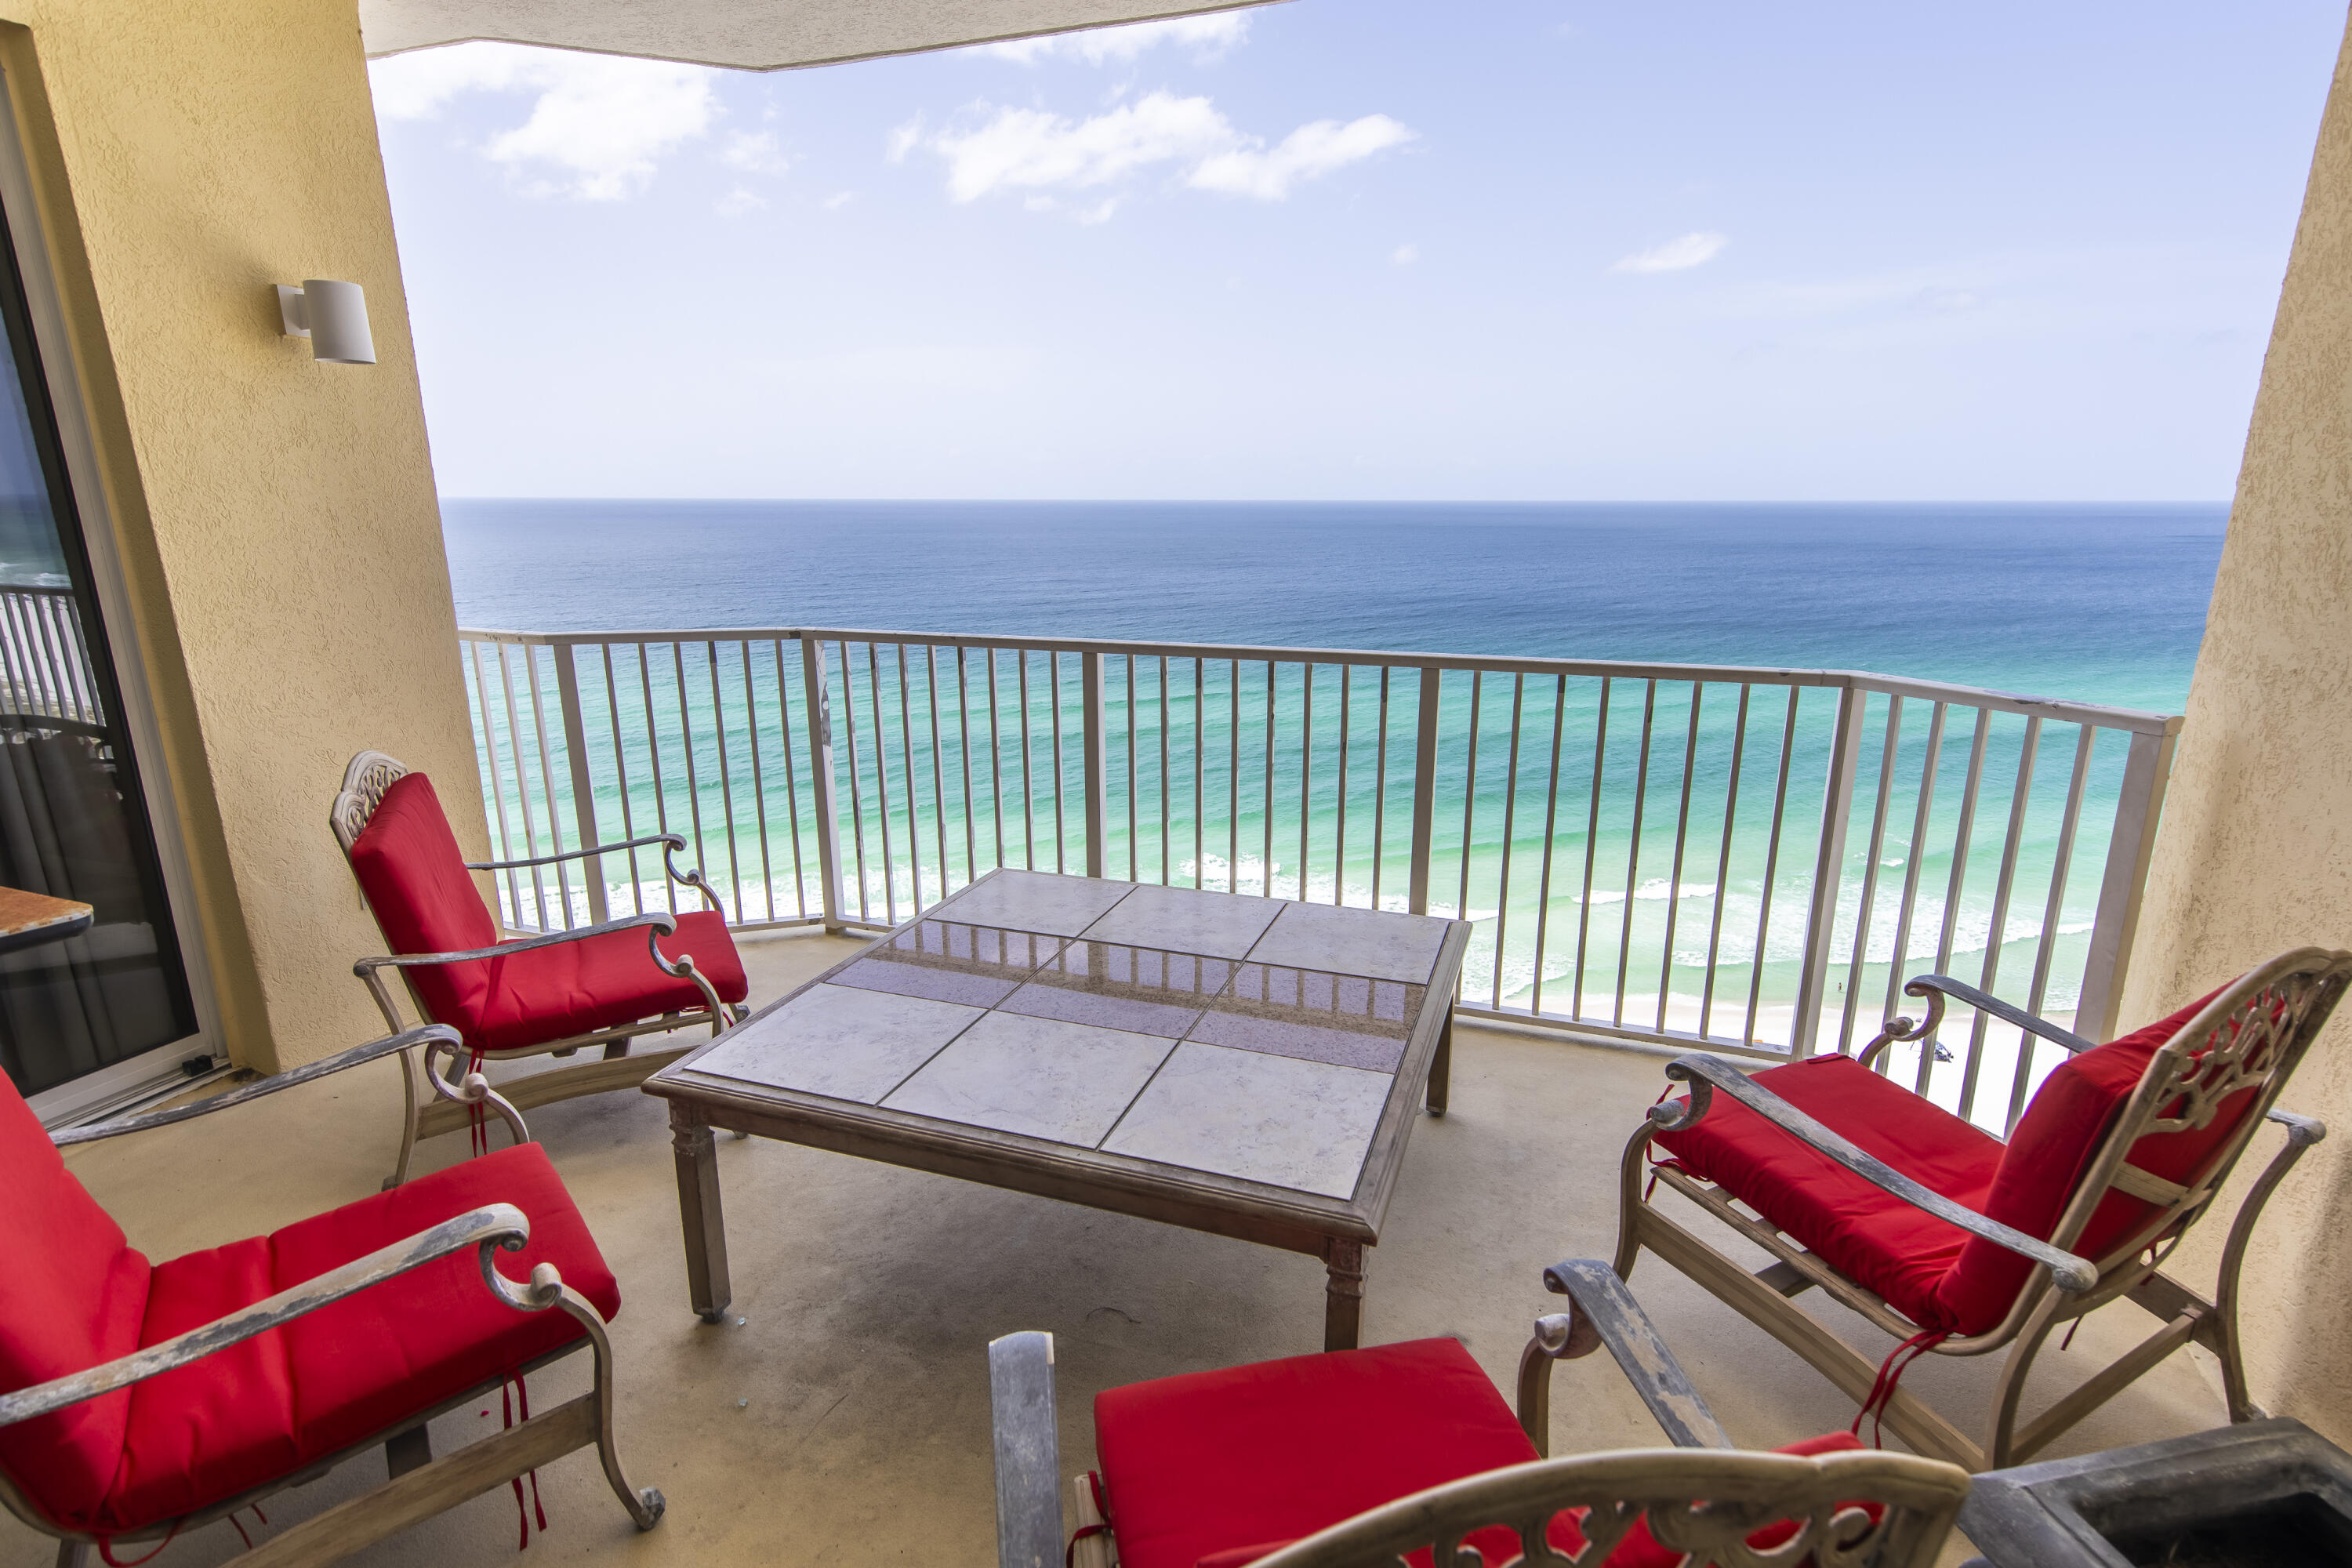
(0, 64, 225, 1125)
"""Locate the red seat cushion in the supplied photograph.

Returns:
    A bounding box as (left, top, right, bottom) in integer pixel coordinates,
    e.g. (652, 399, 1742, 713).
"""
(348, 772, 746, 1052)
(0, 1083, 151, 1533)
(1657, 989, 2233, 1336)
(468, 909, 748, 1052)
(1653, 1054, 2005, 1331)
(1094, 1338, 1541, 1568)
(1102, 1341, 1871, 1568)
(96, 1141, 619, 1534)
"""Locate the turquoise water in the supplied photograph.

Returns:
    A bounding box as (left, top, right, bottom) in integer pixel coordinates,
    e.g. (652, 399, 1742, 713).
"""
(445, 501, 2223, 1057)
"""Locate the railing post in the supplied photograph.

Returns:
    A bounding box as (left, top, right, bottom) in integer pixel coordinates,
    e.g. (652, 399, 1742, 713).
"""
(1791, 684, 1864, 1057)
(1407, 667, 1442, 916)
(2075, 718, 2181, 1041)
(551, 643, 609, 927)
(1082, 652, 1108, 878)
(800, 637, 848, 932)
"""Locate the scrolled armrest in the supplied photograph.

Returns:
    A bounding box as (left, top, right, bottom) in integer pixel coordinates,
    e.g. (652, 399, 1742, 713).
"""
(1859, 975, 2095, 1069)
(53, 1025, 462, 1147)
(1650, 1054, 2100, 1294)
(0, 1203, 543, 1430)
(988, 1331, 1063, 1568)
(353, 912, 679, 973)
(1520, 1258, 1731, 1453)
(466, 833, 686, 873)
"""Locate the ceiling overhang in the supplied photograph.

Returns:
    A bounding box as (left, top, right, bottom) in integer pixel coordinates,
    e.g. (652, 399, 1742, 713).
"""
(358, 0, 1283, 71)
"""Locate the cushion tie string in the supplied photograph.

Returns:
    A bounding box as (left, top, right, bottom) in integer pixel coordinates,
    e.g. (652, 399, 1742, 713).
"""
(502, 1370, 549, 1551)
(1065, 1470, 1112, 1568)
(96, 1520, 181, 1567)
(1850, 1328, 1948, 1447)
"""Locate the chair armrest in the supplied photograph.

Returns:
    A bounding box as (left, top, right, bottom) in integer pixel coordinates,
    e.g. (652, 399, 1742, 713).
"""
(2266, 1107, 2326, 1145)
(465, 833, 685, 872)
(1861, 975, 2096, 1069)
(989, 1331, 1063, 1568)
(1523, 1258, 1731, 1452)
(0, 1203, 549, 1429)
(53, 1025, 461, 1147)
(1654, 1054, 2100, 1294)
(353, 911, 678, 972)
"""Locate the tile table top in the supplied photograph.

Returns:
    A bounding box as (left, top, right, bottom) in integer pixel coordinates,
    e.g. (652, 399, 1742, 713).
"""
(665, 869, 1470, 1211)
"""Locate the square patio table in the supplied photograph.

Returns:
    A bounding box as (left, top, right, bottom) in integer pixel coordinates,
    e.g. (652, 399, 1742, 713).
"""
(643, 868, 1472, 1350)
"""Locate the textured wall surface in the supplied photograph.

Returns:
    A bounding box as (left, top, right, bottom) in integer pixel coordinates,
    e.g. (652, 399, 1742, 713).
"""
(2118, 13, 2352, 1445)
(0, 0, 491, 1070)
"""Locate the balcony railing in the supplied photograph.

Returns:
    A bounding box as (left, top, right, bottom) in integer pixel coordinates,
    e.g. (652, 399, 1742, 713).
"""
(456, 625, 2180, 1135)
(0, 582, 105, 735)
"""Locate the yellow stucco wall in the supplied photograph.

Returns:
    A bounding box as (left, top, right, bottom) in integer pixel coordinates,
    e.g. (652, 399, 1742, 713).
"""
(2119, 13, 2352, 1443)
(0, 0, 490, 1071)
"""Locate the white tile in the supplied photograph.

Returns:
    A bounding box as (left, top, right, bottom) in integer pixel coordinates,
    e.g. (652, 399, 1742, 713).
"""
(880, 1011, 1174, 1146)
(936, 869, 1138, 937)
(688, 983, 982, 1104)
(1245, 902, 1456, 985)
(1079, 883, 1285, 958)
(1101, 1041, 1391, 1199)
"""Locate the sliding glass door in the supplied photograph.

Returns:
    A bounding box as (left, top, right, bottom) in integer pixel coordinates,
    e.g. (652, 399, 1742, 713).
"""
(0, 113, 207, 1107)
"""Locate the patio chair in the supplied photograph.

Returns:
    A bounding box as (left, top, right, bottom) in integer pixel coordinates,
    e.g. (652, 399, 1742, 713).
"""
(0, 1022, 665, 1568)
(1613, 946, 2352, 1473)
(330, 750, 750, 1186)
(988, 1258, 1970, 1568)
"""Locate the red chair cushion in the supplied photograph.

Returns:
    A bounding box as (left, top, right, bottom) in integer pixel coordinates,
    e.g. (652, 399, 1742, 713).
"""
(13, 1142, 622, 1534)
(1653, 1054, 2005, 1331)
(468, 909, 749, 1053)
(348, 772, 748, 1051)
(347, 772, 502, 1031)
(1094, 1338, 1541, 1568)
(0, 1083, 151, 1533)
(1657, 989, 2234, 1336)
(1950, 986, 2234, 1329)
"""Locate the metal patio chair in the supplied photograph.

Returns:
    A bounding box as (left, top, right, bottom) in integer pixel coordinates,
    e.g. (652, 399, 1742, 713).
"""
(330, 750, 750, 1186)
(989, 1258, 1969, 1568)
(0, 1023, 664, 1568)
(1613, 946, 2352, 1473)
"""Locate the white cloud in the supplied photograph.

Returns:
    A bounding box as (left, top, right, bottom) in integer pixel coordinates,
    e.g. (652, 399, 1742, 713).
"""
(1189, 114, 1415, 201)
(886, 117, 926, 164)
(906, 93, 1411, 212)
(720, 130, 790, 174)
(1613, 231, 1730, 274)
(1392, 243, 1418, 266)
(716, 187, 766, 218)
(822, 191, 857, 211)
(924, 92, 1236, 201)
(985, 13, 1250, 65)
(368, 42, 717, 201)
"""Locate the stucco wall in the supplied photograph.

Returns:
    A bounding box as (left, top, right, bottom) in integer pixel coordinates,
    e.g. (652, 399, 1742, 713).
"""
(0, 0, 489, 1071)
(2118, 13, 2352, 1443)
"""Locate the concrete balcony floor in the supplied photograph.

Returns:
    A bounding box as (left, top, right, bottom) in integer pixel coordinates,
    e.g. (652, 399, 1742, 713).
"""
(20, 930, 2231, 1568)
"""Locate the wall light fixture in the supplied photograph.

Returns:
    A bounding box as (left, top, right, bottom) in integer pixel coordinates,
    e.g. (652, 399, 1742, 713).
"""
(275, 280, 376, 365)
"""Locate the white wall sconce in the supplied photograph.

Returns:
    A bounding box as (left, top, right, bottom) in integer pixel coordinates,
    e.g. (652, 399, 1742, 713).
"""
(275, 280, 376, 365)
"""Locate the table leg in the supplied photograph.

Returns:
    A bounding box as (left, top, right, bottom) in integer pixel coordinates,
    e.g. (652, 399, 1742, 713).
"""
(1426, 1009, 1453, 1117)
(670, 1108, 731, 1323)
(1322, 1237, 1366, 1351)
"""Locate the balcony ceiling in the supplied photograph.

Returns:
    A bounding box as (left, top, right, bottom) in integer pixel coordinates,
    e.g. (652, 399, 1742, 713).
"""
(358, 0, 1279, 70)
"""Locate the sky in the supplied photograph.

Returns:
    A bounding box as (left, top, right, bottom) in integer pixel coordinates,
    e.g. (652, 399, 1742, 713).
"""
(369, 2, 2350, 502)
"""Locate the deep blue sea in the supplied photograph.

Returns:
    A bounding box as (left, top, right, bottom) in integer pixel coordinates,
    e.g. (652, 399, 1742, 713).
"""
(442, 501, 2224, 717)
(442, 501, 2225, 1068)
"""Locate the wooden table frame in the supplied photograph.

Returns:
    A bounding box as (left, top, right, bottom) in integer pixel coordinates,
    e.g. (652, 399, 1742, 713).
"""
(644, 883, 1471, 1351)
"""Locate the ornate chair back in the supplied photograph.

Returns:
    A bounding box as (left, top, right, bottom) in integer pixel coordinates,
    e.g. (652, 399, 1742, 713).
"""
(1240, 1447, 1969, 1568)
(329, 750, 410, 856)
(1962, 950, 2349, 1339)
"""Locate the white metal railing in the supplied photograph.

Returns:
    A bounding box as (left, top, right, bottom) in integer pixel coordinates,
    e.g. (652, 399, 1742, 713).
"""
(456, 625, 2180, 1134)
(0, 583, 104, 734)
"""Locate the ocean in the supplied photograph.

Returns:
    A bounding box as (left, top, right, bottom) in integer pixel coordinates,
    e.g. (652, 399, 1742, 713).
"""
(443, 500, 2225, 1087)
